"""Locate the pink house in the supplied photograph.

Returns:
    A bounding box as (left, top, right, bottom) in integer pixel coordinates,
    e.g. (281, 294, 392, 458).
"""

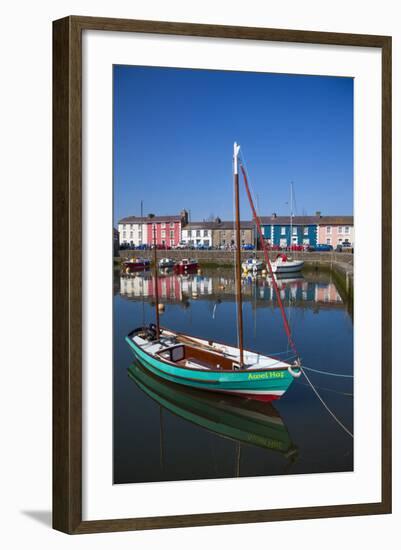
(317, 216, 354, 247)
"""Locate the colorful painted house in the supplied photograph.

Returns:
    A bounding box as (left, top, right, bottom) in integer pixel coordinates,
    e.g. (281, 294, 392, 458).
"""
(317, 216, 354, 247)
(118, 210, 188, 247)
(259, 213, 354, 248)
(259, 214, 319, 248)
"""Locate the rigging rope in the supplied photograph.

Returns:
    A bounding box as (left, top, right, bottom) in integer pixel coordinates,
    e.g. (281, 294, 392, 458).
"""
(240, 162, 300, 361)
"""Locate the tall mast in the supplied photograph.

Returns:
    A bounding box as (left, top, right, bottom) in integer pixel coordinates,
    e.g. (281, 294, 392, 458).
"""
(153, 223, 160, 338)
(290, 181, 293, 248)
(234, 142, 244, 367)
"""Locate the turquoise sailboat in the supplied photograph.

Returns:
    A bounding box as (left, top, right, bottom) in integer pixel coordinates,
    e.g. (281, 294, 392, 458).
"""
(126, 143, 302, 401)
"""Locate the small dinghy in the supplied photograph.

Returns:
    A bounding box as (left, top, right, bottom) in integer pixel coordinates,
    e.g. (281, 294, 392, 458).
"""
(174, 258, 199, 274)
(122, 257, 150, 273)
(242, 257, 264, 273)
(158, 257, 175, 269)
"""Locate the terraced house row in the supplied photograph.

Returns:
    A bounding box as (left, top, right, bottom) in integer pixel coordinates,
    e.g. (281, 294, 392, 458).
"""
(118, 210, 354, 248)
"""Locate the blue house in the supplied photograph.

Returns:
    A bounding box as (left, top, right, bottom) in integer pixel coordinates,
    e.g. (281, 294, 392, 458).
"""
(259, 214, 319, 248)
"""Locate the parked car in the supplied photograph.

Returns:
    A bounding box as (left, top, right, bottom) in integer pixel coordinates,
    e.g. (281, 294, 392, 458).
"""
(287, 244, 304, 252)
(336, 242, 353, 252)
(241, 244, 255, 250)
(303, 244, 315, 251)
(315, 244, 333, 252)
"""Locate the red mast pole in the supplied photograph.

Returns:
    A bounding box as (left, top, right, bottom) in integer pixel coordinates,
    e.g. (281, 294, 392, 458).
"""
(240, 164, 299, 360)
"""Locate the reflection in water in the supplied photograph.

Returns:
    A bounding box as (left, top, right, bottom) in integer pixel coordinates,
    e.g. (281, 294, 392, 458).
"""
(113, 268, 353, 484)
(128, 361, 298, 474)
(119, 269, 344, 309)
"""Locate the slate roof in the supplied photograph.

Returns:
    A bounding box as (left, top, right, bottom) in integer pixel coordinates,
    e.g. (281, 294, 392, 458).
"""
(259, 215, 353, 226)
(184, 220, 254, 230)
(119, 215, 181, 224)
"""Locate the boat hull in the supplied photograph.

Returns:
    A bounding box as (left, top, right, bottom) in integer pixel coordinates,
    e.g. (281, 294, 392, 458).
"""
(174, 263, 199, 274)
(123, 261, 150, 272)
(125, 332, 297, 401)
(272, 260, 304, 273)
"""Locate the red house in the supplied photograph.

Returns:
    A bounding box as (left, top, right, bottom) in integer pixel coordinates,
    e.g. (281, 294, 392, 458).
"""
(145, 210, 188, 248)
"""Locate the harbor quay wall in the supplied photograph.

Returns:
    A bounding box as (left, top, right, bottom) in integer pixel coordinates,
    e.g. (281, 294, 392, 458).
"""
(118, 248, 353, 267)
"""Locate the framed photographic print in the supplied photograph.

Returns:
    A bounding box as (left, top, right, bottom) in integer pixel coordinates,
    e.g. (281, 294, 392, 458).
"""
(53, 16, 392, 534)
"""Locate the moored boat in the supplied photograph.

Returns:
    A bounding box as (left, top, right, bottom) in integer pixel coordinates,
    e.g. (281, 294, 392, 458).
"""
(122, 257, 150, 273)
(174, 258, 199, 273)
(158, 257, 176, 269)
(271, 253, 304, 274)
(126, 326, 300, 401)
(242, 257, 264, 273)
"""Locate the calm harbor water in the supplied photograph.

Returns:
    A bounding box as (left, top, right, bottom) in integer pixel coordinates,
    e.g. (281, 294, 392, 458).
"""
(113, 267, 353, 484)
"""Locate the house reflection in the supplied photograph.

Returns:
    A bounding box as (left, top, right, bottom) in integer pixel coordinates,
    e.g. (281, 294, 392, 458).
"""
(119, 271, 344, 309)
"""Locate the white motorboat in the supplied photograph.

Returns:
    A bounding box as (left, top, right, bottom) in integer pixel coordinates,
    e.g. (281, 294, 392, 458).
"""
(271, 253, 304, 274)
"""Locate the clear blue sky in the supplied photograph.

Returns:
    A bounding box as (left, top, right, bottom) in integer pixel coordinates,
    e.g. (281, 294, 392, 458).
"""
(113, 65, 353, 224)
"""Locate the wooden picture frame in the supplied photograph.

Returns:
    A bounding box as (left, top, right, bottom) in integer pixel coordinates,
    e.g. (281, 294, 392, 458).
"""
(53, 15, 392, 534)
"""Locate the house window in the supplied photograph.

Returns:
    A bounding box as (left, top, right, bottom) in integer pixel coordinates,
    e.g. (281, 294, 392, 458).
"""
(130, 231, 133, 238)
(292, 227, 297, 235)
(345, 226, 350, 234)
(326, 226, 332, 234)
(222, 231, 226, 237)
(122, 231, 126, 238)
(303, 227, 308, 235)
(203, 230, 208, 237)
(326, 237, 331, 244)
(196, 230, 200, 237)
(338, 226, 343, 233)
(170, 222, 174, 228)
(161, 230, 166, 238)
(170, 231, 174, 240)
(281, 227, 286, 235)
(161, 223, 166, 229)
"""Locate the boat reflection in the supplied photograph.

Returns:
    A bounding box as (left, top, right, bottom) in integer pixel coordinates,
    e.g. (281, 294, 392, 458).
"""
(128, 361, 298, 466)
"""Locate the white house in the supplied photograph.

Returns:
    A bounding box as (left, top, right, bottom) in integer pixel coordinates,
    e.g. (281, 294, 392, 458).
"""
(118, 219, 148, 247)
(180, 222, 213, 247)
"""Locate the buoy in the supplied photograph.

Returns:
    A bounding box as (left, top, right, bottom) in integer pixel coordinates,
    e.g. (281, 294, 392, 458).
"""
(192, 292, 198, 299)
(262, 269, 267, 275)
(158, 303, 165, 312)
(197, 268, 202, 275)
(125, 267, 130, 274)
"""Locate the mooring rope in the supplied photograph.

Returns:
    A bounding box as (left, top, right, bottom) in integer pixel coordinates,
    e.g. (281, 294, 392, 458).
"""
(301, 367, 354, 438)
(301, 366, 354, 378)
